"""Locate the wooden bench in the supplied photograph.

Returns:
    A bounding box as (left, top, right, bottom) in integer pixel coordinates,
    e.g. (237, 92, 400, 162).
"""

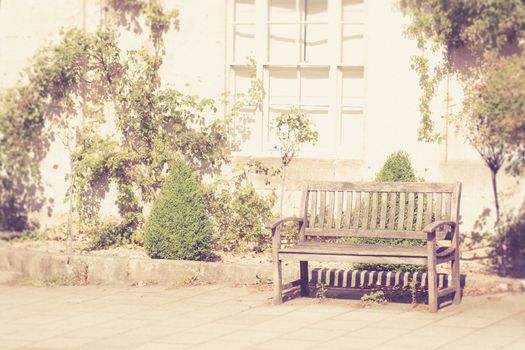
(268, 181, 462, 312)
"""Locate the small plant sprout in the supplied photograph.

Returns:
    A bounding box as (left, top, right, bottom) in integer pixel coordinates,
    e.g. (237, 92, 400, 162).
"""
(273, 108, 318, 217)
(360, 290, 387, 306)
(315, 282, 328, 299)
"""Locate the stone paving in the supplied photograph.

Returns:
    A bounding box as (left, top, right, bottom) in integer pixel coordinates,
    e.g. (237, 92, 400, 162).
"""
(0, 284, 524, 350)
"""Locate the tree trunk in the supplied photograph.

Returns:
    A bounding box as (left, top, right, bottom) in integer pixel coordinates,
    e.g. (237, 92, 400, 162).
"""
(490, 168, 501, 224)
(66, 153, 74, 256)
(279, 166, 287, 219)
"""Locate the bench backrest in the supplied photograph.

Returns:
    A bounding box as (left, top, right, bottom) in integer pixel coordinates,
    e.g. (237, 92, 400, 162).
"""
(301, 181, 461, 241)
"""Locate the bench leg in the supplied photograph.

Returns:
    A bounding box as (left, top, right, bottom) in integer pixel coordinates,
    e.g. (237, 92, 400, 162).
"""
(428, 265, 438, 312)
(427, 235, 438, 312)
(273, 258, 283, 304)
(452, 251, 461, 304)
(300, 261, 309, 297)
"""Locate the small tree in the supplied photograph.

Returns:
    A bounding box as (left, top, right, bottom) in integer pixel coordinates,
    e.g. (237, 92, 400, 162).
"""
(461, 54, 525, 222)
(273, 108, 318, 217)
(144, 158, 213, 260)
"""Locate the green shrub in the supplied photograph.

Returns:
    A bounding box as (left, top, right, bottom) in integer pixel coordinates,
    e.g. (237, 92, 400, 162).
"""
(84, 220, 134, 251)
(375, 150, 418, 182)
(352, 150, 424, 272)
(144, 158, 213, 260)
(205, 182, 276, 253)
(490, 210, 525, 277)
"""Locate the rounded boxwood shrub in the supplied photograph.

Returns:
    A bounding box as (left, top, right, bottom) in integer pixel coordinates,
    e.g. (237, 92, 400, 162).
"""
(144, 158, 212, 260)
(375, 150, 417, 182)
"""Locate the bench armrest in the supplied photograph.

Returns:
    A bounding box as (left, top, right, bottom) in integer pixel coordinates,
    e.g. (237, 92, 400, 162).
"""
(266, 217, 304, 230)
(424, 220, 458, 258)
(423, 220, 456, 234)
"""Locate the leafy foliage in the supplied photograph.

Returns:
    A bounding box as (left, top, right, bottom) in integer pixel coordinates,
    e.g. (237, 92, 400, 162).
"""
(84, 220, 140, 251)
(144, 158, 213, 260)
(375, 150, 418, 182)
(0, 1, 233, 242)
(489, 209, 525, 278)
(273, 108, 318, 216)
(273, 108, 319, 168)
(205, 181, 276, 253)
(461, 54, 525, 221)
(361, 290, 387, 305)
(399, 0, 525, 141)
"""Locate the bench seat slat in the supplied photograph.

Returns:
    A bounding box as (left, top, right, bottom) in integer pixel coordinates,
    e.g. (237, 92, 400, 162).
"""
(305, 227, 426, 240)
(280, 242, 428, 257)
(278, 253, 428, 265)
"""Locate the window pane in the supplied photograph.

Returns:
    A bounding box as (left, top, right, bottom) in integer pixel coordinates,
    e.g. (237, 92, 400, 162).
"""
(342, 0, 364, 22)
(235, 0, 255, 23)
(269, 24, 299, 62)
(269, 0, 296, 22)
(300, 67, 329, 106)
(303, 108, 331, 150)
(303, 23, 328, 63)
(341, 67, 364, 107)
(342, 23, 364, 65)
(303, 0, 327, 22)
(269, 68, 298, 105)
(234, 106, 259, 153)
(232, 66, 253, 103)
(340, 109, 364, 159)
(234, 24, 255, 62)
(231, 67, 258, 153)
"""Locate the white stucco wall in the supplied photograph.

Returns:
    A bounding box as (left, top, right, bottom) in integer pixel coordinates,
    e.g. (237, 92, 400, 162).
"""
(0, 0, 523, 232)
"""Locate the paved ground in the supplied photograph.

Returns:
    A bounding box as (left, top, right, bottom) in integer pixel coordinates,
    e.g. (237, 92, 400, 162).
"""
(0, 284, 524, 350)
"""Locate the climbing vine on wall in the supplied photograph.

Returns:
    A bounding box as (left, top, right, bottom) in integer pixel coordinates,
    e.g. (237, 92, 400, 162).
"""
(399, 0, 525, 142)
(0, 0, 231, 234)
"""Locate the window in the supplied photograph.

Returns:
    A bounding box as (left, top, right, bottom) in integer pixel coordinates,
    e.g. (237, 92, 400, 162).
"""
(228, 0, 366, 159)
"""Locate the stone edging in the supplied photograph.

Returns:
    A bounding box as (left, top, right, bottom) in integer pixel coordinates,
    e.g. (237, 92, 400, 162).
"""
(0, 246, 282, 285)
(1, 246, 524, 292)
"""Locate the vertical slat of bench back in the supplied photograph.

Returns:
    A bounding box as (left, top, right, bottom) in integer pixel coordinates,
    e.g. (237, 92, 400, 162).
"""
(416, 193, 424, 230)
(451, 182, 462, 225)
(407, 193, 415, 230)
(326, 191, 335, 228)
(380, 192, 388, 229)
(309, 189, 317, 228)
(388, 193, 396, 229)
(425, 193, 433, 227)
(443, 193, 452, 220)
(370, 192, 378, 229)
(319, 191, 326, 228)
(353, 192, 361, 229)
(362, 193, 370, 229)
(304, 182, 460, 240)
(397, 192, 406, 230)
(435, 192, 443, 221)
(300, 185, 309, 242)
(344, 191, 353, 228)
(335, 191, 343, 229)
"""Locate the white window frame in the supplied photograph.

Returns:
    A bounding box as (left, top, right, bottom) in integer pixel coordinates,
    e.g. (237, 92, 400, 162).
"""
(227, 0, 367, 160)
